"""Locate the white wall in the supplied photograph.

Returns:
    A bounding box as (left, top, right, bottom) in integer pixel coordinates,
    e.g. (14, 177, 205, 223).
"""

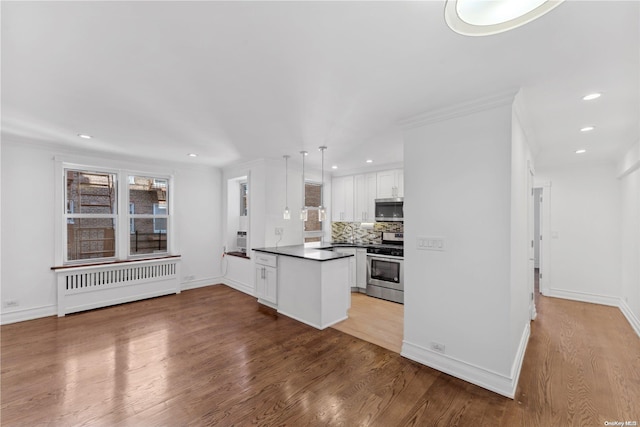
(220, 157, 330, 293)
(1, 140, 223, 324)
(619, 140, 640, 336)
(510, 98, 534, 365)
(536, 162, 621, 306)
(402, 97, 530, 398)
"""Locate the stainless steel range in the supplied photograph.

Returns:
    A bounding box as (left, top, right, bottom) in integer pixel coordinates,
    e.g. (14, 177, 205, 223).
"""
(366, 232, 404, 304)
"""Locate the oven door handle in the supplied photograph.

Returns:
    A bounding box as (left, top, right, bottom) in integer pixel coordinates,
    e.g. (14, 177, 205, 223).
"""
(366, 253, 404, 261)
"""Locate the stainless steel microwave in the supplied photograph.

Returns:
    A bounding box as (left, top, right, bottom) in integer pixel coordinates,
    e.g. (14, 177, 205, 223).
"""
(375, 198, 403, 222)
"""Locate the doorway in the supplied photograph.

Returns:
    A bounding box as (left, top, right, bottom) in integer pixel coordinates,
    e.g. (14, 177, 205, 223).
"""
(534, 187, 542, 300)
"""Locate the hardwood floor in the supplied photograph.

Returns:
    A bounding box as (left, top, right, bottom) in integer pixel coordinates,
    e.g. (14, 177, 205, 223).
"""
(332, 292, 403, 353)
(2, 284, 639, 426)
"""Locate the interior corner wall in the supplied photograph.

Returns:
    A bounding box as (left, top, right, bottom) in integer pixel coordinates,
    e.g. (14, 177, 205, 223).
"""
(401, 102, 519, 397)
(0, 141, 223, 324)
(510, 101, 534, 366)
(536, 162, 621, 306)
(619, 140, 640, 336)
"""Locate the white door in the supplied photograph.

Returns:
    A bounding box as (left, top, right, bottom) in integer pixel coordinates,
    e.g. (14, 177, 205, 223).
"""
(528, 167, 537, 320)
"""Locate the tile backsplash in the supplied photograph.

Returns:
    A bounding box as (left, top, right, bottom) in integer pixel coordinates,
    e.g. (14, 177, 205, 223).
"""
(331, 222, 403, 244)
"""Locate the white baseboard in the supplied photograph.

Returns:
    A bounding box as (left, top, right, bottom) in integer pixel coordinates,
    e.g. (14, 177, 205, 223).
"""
(401, 323, 530, 399)
(181, 276, 222, 291)
(619, 299, 640, 338)
(546, 288, 620, 307)
(221, 277, 255, 296)
(1, 304, 57, 325)
(510, 322, 531, 394)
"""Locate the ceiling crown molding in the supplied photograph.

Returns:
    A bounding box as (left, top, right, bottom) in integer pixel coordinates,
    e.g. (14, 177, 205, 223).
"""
(398, 90, 519, 130)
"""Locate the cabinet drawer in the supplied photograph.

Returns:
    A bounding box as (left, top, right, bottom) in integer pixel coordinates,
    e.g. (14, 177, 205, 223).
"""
(255, 253, 278, 268)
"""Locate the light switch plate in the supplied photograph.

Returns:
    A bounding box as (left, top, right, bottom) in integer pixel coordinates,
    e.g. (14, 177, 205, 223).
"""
(417, 237, 445, 251)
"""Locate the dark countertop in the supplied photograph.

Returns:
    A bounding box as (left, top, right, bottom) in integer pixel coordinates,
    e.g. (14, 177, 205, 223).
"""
(253, 245, 354, 262)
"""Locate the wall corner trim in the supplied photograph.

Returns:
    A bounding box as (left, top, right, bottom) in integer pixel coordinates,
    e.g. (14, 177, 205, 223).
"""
(546, 288, 620, 307)
(400, 322, 530, 399)
(181, 277, 223, 291)
(398, 90, 518, 130)
(1, 304, 57, 325)
(221, 277, 255, 296)
(619, 299, 640, 338)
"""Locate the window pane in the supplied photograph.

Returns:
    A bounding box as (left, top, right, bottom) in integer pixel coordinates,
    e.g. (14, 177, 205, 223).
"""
(305, 182, 321, 207)
(304, 208, 322, 232)
(240, 182, 248, 216)
(67, 218, 116, 261)
(129, 176, 168, 214)
(66, 170, 117, 214)
(130, 219, 167, 255)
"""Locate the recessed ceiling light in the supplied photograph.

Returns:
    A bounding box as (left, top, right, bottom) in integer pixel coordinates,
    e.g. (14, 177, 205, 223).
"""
(580, 126, 595, 132)
(188, 153, 198, 157)
(444, 0, 565, 36)
(366, 159, 373, 163)
(331, 165, 338, 169)
(582, 93, 602, 101)
(575, 149, 587, 154)
(78, 134, 92, 139)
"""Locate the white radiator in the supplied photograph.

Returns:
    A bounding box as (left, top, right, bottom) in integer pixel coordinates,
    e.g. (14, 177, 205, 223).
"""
(55, 257, 181, 316)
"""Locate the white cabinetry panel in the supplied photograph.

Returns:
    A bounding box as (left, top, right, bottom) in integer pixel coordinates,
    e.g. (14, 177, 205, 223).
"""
(332, 176, 354, 222)
(255, 253, 277, 304)
(376, 169, 404, 198)
(354, 173, 377, 222)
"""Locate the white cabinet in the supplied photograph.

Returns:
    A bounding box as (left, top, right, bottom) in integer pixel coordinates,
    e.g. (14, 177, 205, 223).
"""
(356, 248, 367, 289)
(354, 173, 377, 222)
(255, 253, 277, 304)
(332, 176, 354, 222)
(334, 247, 356, 289)
(376, 169, 404, 198)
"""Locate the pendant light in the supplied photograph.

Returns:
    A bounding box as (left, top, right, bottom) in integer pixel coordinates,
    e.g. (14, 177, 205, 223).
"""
(283, 155, 291, 220)
(318, 146, 327, 222)
(300, 151, 308, 221)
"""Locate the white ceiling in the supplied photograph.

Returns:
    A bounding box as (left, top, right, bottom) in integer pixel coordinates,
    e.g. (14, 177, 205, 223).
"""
(2, 1, 638, 173)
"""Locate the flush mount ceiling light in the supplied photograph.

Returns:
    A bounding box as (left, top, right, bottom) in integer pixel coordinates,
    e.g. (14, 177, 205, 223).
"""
(444, 0, 565, 36)
(188, 153, 198, 157)
(575, 149, 587, 154)
(582, 93, 602, 101)
(366, 159, 373, 164)
(580, 126, 595, 132)
(77, 134, 92, 139)
(331, 165, 338, 170)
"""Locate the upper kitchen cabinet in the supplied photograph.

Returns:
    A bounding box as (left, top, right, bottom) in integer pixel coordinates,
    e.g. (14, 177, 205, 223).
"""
(332, 175, 354, 222)
(376, 169, 404, 198)
(354, 173, 377, 222)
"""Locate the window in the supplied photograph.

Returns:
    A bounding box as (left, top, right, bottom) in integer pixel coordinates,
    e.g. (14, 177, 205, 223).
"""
(304, 181, 323, 244)
(240, 182, 248, 216)
(129, 176, 169, 256)
(65, 169, 117, 262)
(59, 164, 172, 264)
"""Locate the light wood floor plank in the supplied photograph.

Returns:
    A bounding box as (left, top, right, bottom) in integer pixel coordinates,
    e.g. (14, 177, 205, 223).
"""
(332, 292, 404, 353)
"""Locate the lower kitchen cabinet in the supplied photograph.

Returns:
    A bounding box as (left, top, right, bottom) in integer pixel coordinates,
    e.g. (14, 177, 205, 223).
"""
(255, 253, 277, 305)
(334, 247, 356, 289)
(356, 248, 367, 290)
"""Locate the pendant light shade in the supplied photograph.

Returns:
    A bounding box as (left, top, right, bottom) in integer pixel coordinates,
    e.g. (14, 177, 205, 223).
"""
(318, 146, 327, 222)
(283, 155, 291, 220)
(300, 151, 308, 222)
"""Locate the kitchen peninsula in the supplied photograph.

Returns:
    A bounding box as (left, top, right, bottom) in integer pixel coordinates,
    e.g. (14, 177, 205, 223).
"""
(253, 245, 353, 330)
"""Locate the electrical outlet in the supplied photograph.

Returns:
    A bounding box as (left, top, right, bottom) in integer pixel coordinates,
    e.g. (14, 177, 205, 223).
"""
(275, 227, 284, 236)
(430, 342, 445, 353)
(3, 300, 19, 308)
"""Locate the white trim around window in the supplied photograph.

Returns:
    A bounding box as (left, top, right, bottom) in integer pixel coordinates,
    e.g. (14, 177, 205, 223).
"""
(54, 159, 175, 266)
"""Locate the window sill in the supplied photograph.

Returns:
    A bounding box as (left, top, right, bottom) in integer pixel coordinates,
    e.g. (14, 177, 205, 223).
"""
(225, 251, 250, 260)
(51, 254, 181, 271)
